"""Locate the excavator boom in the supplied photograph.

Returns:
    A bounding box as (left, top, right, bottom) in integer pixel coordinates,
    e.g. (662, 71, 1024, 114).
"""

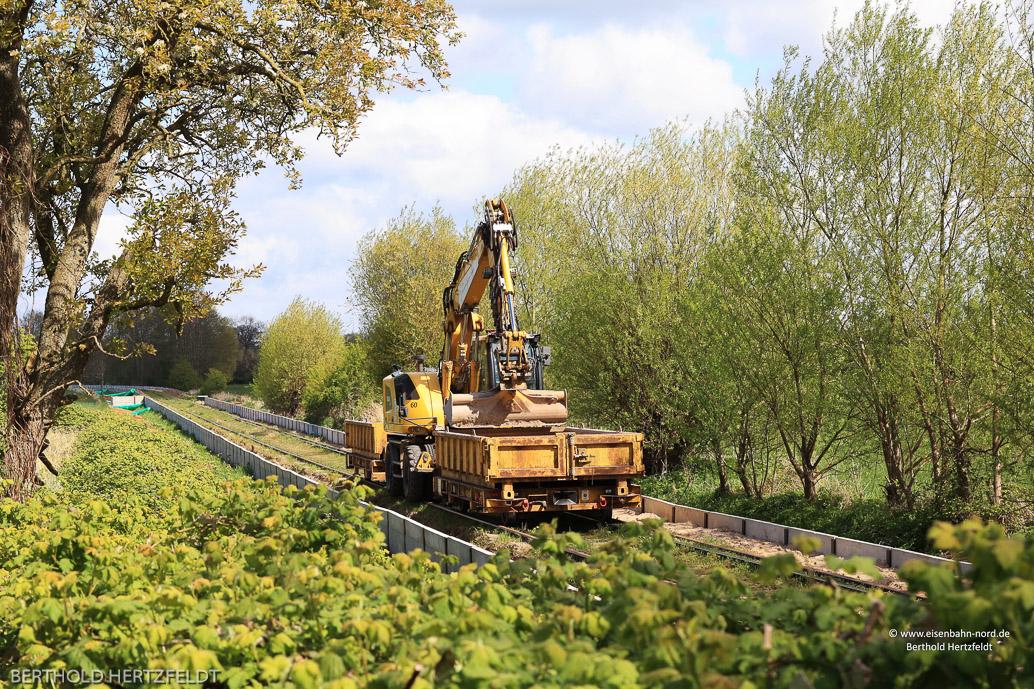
(440, 199, 567, 428)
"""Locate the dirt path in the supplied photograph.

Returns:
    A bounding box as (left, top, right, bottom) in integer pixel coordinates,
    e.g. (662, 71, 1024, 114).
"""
(615, 508, 906, 591)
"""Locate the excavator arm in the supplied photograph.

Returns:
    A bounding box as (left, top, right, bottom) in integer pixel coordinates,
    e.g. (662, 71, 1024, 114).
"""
(440, 200, 567, 428)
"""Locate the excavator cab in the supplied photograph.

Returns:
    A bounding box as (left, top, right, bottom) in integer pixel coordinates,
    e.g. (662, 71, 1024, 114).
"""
(382, 370, 445, 434)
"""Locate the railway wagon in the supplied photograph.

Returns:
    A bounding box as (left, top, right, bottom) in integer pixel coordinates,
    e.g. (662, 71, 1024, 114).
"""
(346, 416, 643, 515)
(432, 427, 643, 514)
(342, 419, 388, 482)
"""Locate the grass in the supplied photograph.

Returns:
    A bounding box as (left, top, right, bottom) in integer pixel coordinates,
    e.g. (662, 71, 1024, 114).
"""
(223, 383, 255, 396)
(145, 390, 352, 477)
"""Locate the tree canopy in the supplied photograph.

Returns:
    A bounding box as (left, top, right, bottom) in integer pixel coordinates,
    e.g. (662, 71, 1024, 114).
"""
(494, 2, 1034, 520)
(0, 0, 459, 498)
(254, 297, 344, 417)
(349, 205, 467, 378)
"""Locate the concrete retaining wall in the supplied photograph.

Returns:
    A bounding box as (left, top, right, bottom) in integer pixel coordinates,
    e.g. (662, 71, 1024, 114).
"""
(745, 519, 788, 546)
(202, 396, 348, 446)
(708, 511, 746, 535)
(641, 496, 676, 521)
(640, 493, 969, 571)
(143, 396, 491, 570)
(835, 537, 891, 566)
(673, 505, 708, 527)
(787, 527, 836, 556)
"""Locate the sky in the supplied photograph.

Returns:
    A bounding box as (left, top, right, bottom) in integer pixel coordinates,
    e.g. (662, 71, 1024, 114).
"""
(89, 0, 957, 331)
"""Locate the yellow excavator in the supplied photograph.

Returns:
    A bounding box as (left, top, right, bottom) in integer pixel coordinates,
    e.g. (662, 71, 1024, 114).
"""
(380, 199, 570, 499)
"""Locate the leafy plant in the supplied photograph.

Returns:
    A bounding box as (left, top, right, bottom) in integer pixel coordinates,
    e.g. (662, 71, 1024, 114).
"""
(200, 368, 230, 396)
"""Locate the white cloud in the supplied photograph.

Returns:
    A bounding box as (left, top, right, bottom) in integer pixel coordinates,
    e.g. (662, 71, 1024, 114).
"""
(299, 89, 595, 211)
(221, 89, 596, 324)
(517, 22, 743, 133)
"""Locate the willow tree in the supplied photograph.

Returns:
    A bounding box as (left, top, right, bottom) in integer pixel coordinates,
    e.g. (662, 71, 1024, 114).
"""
(0, 0, 459, 498)
(502, 122, 740, 473)
(740, 2, 1029, 507)
(349, 205, 466, 379)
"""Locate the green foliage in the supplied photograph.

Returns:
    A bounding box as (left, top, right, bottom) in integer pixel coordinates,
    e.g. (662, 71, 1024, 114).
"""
(95, 308, 243, 388)
(349, 206, 467, 379)
(502, 122, 737, 471)
(52, 401, 103, 430)
(1, 0, 459, 500)
(60, 404, 242, 516)
(2, 404, 1033, 685)
(2, 486, 1031, 684)
(254, 298, 344, 416)
(494, 2, 1034, 525)
(200, 368, 229, 396)
(303, 340, 377, 427)
(166, 358, 203, 392)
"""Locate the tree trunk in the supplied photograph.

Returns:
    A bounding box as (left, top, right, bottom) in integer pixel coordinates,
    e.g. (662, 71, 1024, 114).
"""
(4, 389, 56, 501)
(734, 413, 757, 497)
(801, 468, 815, 500)
(1, 36, 38, 500)
(712, 438, 730, 494)
(875, 399, 912, 508)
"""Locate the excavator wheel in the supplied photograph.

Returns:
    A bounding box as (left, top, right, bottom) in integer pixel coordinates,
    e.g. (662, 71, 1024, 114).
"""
(385, 445, 404, 497)
(402, 443, 432, 502)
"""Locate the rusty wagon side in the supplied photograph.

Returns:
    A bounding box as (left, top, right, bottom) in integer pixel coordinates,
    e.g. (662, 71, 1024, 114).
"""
(431, 427, 644, 514)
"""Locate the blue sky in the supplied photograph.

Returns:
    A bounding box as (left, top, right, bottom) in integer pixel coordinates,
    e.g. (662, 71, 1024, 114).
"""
(91, 0, 955, 331)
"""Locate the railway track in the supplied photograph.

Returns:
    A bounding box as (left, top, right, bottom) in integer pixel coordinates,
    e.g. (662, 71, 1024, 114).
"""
(159, 396, 913, 597)
(427, 502, 911, 596)
(155, 397, 350, 476)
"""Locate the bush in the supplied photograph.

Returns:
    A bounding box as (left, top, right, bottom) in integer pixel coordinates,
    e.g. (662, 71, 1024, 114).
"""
(303, 340, 377, 427)
(60, 403, 242, 516)
(166, 358, 202, 391)
(254, 298, 344, 416)
(199, 368, 229, 396)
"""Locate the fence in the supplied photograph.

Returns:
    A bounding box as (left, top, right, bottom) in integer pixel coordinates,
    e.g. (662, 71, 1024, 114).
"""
(141, 396, 492, 571)
(640, 495, 972, 573)
(202, 396, 347, 445)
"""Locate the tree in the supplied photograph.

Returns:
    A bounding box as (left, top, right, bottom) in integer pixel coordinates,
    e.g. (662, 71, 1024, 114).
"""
(254, 298, 343, 416)
(349, 206, 466, 379)
(303, 339, 378, 427)
(200, 368, 228, 396)
(233, 316, 265, 383)
(0, 0, 459, 498)
(740, 1, 1025, 507)
(502, 122, 740, 473)
(176, 311, 241, 380)
(94, 306, 242, 386)
(167, 358, 202, 392)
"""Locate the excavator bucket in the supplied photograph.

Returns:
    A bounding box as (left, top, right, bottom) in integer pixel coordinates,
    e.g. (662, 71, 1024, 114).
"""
(446, 388, 568, 428)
